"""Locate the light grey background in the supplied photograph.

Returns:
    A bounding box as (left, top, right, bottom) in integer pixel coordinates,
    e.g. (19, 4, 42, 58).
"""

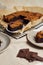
(0, 0, 43, 9)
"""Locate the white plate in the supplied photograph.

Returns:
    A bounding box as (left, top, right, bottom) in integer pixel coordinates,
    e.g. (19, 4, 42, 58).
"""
(0, 32, 10, 53)
(27, 30, 43, 48)
(6, 25, 24, 34)
(6, 27, 19, 33)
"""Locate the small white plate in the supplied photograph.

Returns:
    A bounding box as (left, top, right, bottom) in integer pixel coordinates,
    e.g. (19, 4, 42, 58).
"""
(27, 30, 43, 48)
(0, 32, 10, 53)
(6, 25, 25, 34)
(6, 27, 20, 33)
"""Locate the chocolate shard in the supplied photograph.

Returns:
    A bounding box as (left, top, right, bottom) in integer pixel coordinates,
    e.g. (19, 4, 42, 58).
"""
(8, 20, 23, 31)
(3, 14, 26, 23)
(35, 31, 43, 43)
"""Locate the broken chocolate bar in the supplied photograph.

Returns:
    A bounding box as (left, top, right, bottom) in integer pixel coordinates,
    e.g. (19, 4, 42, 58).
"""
(8, 20, 23, 31)
(17, 49, 43, 62)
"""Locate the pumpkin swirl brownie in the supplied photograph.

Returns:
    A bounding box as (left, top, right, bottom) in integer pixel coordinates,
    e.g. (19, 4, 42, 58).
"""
(3, 11, 43, 23)
(35, 31, 43, 43)
(8, 20, 23, 31)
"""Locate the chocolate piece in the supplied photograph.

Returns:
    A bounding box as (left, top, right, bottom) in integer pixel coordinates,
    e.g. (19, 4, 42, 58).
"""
(3, 14, 26, 23)
(17, 49, 43, 62)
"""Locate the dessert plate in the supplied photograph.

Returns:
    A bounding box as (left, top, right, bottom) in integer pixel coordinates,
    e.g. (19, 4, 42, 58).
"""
(0, 32, 10, 53)
(27, 26, 43, 48)
(6, 27, 22, 33)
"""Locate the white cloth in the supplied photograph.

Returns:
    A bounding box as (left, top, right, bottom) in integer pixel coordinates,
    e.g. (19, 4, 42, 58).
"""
(0, 36, 43, 65)
(0, 0, 43, 65)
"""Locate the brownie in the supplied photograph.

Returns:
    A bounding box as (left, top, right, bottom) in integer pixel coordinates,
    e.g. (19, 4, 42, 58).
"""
(35, 31, 43, 43)
(8, 20, 23, 31)
(3, 11, 43, 23)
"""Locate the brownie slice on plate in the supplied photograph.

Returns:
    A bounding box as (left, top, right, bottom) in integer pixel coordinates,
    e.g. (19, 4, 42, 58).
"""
(8, 19, 23, 31)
